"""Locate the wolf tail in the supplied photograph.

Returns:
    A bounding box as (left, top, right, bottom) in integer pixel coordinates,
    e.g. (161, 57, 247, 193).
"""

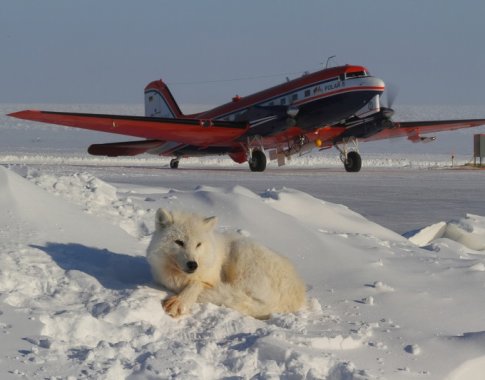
(144, 80, 184, 118)
(199, 283, 273, 320)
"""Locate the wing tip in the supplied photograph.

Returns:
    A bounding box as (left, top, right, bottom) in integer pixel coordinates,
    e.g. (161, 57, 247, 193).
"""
(7, 110, 42, 119)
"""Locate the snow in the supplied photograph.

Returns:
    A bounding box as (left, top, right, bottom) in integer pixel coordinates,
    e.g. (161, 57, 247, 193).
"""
(408, 214, 485, 252)
(1, 104, 485, 379)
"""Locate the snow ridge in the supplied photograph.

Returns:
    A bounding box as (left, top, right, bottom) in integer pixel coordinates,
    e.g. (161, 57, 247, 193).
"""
(1, 166, 485, 379)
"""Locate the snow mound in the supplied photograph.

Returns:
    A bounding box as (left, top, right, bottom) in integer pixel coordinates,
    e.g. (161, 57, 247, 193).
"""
(0, 167, 385, 378)
(445, 356, 485, 380)
(2, 166, 485, 379)
(26, 169, 152, 239)
(408, 214, 485, 252)
(261, 187, 403, 242)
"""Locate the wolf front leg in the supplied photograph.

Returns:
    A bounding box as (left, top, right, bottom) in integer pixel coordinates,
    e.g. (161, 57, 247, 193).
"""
(162, 281, 205, 317)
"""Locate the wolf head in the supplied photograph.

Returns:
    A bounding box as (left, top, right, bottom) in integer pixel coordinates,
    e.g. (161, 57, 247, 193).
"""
(148, 208, 219, 276)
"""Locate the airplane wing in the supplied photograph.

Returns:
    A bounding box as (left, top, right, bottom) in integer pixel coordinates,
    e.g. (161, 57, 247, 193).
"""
(362, 119, 485, 142)
(8, 110, 248, 146)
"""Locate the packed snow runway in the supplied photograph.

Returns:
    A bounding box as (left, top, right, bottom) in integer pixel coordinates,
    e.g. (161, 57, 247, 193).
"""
(87, 164, 485, 235)
(1, 104, 485, 379)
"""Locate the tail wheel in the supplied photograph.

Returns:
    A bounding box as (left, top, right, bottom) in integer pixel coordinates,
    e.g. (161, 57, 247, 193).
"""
(248, 150, 267, 172)
(344, 151, 362, 172)
(170, 159, 179, 169)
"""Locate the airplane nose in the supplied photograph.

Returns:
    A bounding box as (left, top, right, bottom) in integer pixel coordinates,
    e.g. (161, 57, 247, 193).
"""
(354, 76, 385, 94)
(372, 77, 385, 91)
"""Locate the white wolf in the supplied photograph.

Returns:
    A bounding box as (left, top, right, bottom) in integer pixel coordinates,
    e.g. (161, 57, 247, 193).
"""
(146, 209, 306, 319)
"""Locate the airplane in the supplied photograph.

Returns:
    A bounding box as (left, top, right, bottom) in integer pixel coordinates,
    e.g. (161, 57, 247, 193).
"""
(8, 64, 485, 172)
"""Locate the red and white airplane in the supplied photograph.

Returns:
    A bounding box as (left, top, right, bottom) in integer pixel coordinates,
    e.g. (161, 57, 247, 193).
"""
(9, 64, 485, 172)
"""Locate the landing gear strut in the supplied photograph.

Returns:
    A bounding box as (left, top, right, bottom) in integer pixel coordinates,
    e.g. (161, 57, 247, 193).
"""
(170, 158, 179, 169)
(248, 150, 267, 172)
(336, 138, 362, 172)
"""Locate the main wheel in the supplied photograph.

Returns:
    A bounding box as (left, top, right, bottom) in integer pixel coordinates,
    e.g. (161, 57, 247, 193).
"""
(248, 150, 267, 172)
(344, 151, 362, 172)
(170, 159, 179, 169)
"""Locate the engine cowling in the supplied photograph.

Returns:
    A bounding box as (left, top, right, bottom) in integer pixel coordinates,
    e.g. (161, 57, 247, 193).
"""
(338, 108, 395, 140)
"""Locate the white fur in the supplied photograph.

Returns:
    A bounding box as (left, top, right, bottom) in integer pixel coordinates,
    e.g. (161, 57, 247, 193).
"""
(146, 209, 307, 319)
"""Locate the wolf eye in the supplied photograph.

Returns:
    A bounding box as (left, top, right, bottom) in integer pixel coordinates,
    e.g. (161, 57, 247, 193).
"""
(175, 240, 185, 247)
(196, 242, 202, 248)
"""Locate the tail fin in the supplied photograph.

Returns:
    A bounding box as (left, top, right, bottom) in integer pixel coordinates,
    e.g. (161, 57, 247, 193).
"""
(144, 80, 184, 118)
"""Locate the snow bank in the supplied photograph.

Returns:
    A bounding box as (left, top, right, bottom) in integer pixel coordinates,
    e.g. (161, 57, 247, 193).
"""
(408, 214, 485, 252)
(1, 166, 485, 379)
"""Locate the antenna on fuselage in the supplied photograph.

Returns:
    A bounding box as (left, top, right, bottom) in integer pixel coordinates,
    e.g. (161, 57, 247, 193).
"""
(325, 55, 336, 68)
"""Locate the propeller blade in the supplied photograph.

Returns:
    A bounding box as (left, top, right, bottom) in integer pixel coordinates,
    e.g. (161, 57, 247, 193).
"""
(385, 83, 399, 109)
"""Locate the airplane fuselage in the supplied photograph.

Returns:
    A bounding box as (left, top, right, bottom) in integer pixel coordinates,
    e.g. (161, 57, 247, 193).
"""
(163, 65, 385, 162)
(196, 65, 385, 134)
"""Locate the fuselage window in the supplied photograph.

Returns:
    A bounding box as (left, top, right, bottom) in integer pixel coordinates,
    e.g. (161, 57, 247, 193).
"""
(304, 89, 311, 97)
(280, 98, 286, 105)
(292, 93, 298, 102)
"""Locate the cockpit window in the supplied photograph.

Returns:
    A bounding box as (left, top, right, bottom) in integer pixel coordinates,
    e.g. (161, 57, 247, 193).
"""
(345, 71, 367, 79)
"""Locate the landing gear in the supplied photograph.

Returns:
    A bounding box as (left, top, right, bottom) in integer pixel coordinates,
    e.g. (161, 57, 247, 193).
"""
(248, 150, 267, 172)
(245, 136, 267, 172)
(336, 137, 362, 173)
(344, 151, 362, 172)
(170, 158, 179, 169)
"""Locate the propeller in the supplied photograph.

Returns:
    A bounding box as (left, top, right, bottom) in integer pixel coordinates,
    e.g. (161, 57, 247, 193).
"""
(385, 83, 399, 109)
(381, 83, 399, 120)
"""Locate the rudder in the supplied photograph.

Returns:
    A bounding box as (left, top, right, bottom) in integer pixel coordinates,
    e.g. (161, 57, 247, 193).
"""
(144, 80, 184, 118)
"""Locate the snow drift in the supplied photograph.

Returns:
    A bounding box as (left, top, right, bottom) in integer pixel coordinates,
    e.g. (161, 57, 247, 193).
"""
(408, 215, 485, 252)
(1, 165, 485, 379)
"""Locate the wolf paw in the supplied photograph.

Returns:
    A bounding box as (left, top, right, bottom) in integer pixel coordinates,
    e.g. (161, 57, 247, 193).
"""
(162, 296, 185, 318)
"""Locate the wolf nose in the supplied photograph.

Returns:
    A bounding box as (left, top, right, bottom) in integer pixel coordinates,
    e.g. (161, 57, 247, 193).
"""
(186, 261, 198, 273)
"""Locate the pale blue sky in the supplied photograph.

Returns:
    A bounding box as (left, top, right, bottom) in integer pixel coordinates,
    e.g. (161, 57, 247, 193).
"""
(1, 0, 484, 106)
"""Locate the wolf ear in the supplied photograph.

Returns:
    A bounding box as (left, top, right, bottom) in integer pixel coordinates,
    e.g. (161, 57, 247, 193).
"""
(156, 208, 173, 229)
(203, 216, 218, 230)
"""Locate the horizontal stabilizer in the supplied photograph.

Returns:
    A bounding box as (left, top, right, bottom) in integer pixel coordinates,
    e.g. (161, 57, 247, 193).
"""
(88, 139, 164, 156)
